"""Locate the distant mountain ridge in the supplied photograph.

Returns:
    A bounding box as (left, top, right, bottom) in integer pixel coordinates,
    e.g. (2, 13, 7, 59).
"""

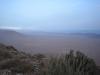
(69, 32, 100, 38)
(0, 29, 100, 38)
(18, 30, 100, 38)
(0, 29, 24, 37)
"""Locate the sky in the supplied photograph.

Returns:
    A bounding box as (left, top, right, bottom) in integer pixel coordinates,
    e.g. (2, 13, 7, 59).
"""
(0, 0, 100, 32)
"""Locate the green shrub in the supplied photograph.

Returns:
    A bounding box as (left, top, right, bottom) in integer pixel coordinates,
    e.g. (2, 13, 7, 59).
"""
(46, 50, 97, 75)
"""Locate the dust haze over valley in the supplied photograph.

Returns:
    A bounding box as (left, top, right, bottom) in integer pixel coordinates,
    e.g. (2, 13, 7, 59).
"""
(0, 29, 100, 65)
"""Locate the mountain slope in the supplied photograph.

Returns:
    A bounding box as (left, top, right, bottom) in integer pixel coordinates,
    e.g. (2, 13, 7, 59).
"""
(0, 43, 100, 75)
(0, 43, 40, 74)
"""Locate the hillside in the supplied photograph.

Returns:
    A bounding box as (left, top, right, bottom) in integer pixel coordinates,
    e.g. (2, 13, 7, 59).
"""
(0, 43, 42, 74)
(0, 43, 100, 75)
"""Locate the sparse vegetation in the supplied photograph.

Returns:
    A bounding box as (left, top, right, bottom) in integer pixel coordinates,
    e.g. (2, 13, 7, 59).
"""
(0, 44, 100, 75)
(46, 50, 97, 75)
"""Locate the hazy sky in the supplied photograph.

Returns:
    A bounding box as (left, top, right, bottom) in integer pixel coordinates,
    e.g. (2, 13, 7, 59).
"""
(0, 0, 100, 32)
